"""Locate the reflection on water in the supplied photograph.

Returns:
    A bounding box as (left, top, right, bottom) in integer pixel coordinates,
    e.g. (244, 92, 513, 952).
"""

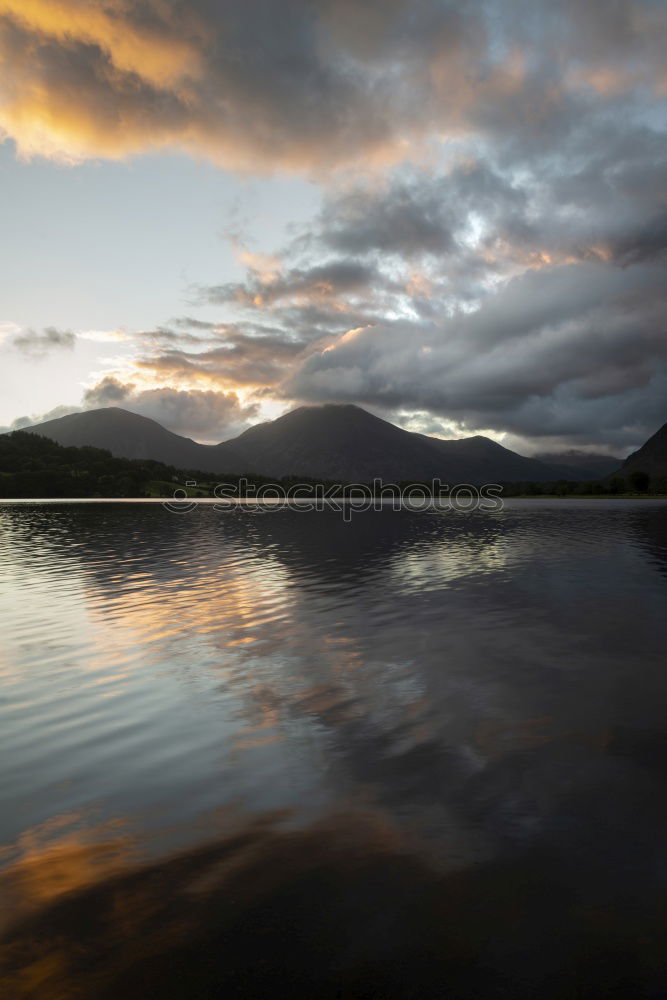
(1, 500, 667, 996)
(5, 808, 667, 999)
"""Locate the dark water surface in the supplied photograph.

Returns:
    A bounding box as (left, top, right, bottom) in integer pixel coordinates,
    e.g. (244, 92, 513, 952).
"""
(1, 500, 667, 997)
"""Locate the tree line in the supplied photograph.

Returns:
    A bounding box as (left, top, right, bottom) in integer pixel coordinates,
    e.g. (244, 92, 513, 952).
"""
(1, 431, 665, 499)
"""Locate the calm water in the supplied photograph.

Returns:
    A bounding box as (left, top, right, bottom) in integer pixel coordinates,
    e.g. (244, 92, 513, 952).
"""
(1, 500, 667, 997)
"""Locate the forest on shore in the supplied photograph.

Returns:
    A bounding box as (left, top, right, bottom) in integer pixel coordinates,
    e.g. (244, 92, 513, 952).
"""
(1, 431, 665, 499)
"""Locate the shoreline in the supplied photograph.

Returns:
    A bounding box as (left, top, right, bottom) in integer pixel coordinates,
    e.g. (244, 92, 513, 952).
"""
(1, 495, 667, 505)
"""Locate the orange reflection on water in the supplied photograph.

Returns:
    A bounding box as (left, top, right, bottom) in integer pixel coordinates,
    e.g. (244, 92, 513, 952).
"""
(81, 551, 292, 663)
(3, 806, 666, 1000)
(0, 812, 137, 934)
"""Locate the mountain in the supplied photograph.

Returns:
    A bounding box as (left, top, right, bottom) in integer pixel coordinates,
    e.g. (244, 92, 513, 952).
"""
(534, 450, 623, 480)
(22, 407, 245, 473)
(617, 422, 667, 480)
(19, 403, 583, 483)
(228, 404, 499, 482)
(226, 404, 437, 481)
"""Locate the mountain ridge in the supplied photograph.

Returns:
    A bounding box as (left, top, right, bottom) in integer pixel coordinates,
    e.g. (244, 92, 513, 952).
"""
(10, 403, 649, 484)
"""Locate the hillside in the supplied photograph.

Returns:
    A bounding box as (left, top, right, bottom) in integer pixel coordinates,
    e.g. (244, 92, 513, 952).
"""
(424, 435, 587, 483)
(0, 431, 172, 498)
(618, 422, 667, 480)
(534, 450, 622, 479)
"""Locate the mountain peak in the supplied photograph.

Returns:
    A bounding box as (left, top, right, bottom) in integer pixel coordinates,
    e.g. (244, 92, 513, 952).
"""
(274, 402, 380, 420)
(22, 406, 243, 470)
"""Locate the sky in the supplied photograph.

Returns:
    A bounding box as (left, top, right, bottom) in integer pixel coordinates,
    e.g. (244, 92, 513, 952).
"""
(0, 0, 666, 455)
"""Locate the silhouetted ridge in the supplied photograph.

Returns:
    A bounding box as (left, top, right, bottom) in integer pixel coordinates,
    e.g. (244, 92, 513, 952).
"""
(619, 422, 667, 479)
(16, 403, 617, 483)
(18, 407, 245, 474)
(535, 450, 623, 479)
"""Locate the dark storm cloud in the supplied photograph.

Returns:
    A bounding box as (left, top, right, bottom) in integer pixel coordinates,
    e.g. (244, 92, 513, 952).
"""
(304, 126, 667, 275)
(299, 162, 527, 264)
(12, 326, 76, 356)
(285, 254, 667, 449)
(609, 210, 667, 267)
(150, 111, 667, 448)
(315, 180, 459, 258)
(131, 83, 667, 449)
(250, 77, 664, 451)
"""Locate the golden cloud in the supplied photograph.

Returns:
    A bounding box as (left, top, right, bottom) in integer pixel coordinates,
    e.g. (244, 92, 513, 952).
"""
(1, 0, 662, 171)
(0, 0, 203, 86)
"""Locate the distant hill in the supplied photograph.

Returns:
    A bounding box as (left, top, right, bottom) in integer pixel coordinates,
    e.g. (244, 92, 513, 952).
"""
(425, 435, 593, 483)
(19, 404, 577, 483)
(534, 450, 623, 480)
(617, 422, 667, 480)
(22, 407, 246, 474)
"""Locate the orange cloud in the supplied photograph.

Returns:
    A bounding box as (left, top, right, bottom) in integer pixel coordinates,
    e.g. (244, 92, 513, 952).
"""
(0, 0, 210, 161)
(2, 0, 661, 172)
(0, 0, 202, 87)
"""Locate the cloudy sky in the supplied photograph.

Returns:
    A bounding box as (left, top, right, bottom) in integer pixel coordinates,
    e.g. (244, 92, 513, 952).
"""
(1, 0, 666, 453)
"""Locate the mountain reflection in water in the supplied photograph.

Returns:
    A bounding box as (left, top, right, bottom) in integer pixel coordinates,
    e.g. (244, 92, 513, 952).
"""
(1, 501, 667, 997)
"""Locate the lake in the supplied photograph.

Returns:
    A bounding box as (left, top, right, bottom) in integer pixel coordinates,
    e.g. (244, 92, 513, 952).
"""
(1, 499, 667, 997)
